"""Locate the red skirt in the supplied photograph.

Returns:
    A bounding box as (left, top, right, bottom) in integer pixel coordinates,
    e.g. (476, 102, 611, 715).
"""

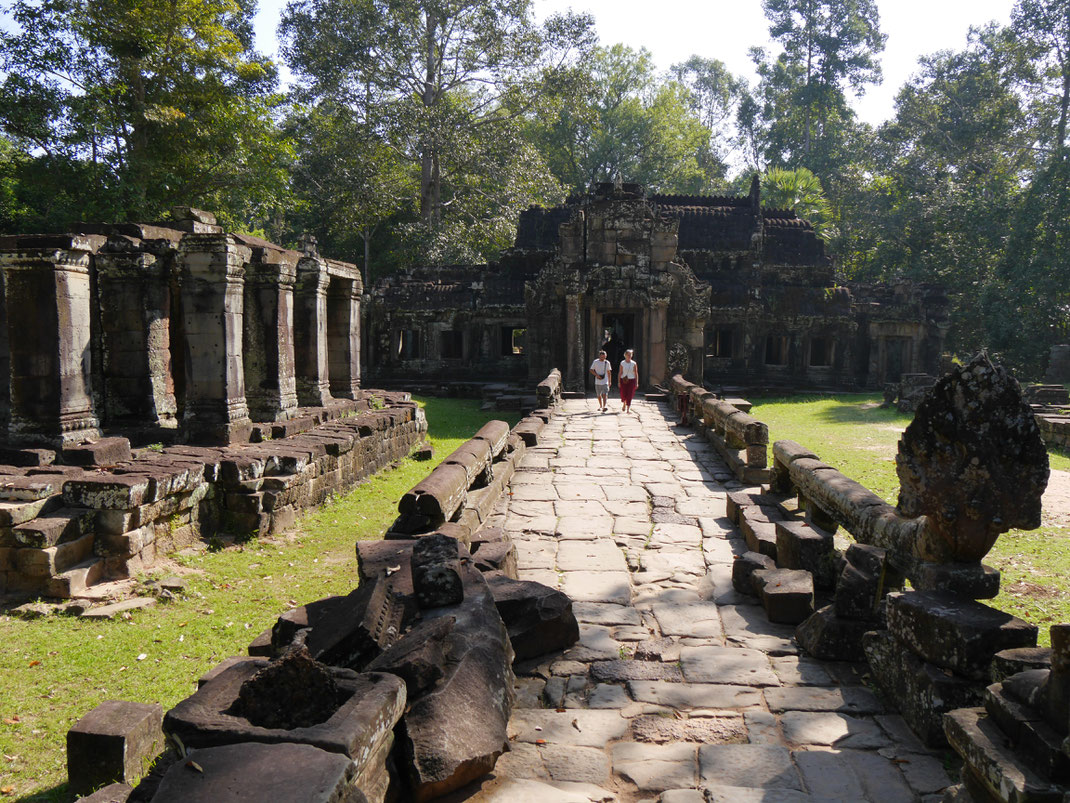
(620, 377, 637, 404)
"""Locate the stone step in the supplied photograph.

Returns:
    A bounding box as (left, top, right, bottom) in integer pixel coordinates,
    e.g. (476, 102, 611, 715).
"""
(944, 707, 1065, 803)
(13, 507, 92, 547)
(752, 568, 814, 625)
(46, 557, 106, 598)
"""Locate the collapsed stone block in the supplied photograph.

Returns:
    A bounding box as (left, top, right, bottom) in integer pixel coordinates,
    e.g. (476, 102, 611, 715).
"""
(148, 741, 370, 803)
(67, 700, 163, 796)
(794, 604, 874, 662)
(774, 519, 836, 589)
(484, 571, 579, 661)
(163, 661, 406, 761)
(62, 438, 132, 467)
(390, 565, 515, 801)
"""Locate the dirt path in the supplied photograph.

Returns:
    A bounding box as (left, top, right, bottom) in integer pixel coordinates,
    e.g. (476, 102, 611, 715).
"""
(1043, 469, 1070, 527)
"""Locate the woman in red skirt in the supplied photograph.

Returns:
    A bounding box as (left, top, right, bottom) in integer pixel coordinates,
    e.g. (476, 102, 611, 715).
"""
(618, 349, 638, 413)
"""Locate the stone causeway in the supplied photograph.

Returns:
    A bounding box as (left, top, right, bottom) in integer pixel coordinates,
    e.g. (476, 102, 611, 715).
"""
(484, 397, 950, 802)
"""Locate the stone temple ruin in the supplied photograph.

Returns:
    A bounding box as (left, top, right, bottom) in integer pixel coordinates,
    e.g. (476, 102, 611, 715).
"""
(0, 207, 423, 599)
(2, 185, 1066, 802)
(365, 179, 949, 394)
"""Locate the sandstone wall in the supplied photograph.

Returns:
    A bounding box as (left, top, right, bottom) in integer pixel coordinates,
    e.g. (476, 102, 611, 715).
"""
(0, 392, 426, 598)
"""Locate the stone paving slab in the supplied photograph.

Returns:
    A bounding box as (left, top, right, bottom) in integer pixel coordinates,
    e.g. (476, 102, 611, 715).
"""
(498, 398, 948, 803)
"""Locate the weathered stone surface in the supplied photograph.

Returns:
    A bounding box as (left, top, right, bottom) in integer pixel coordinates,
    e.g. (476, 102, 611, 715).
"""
(698, 744, 802, 790)
(779, 712, 890, 749)
(863, 629, 980, 747)
(233, 646, 344, 729)
(164, 661, 406, 759)
(983, 678, 1070, 781)
(795, 605, 875, 662)
(610, 742, 698, 792)
(678, 645, 779, 686)
(751, 568, 814, 625)
(944, 707, 1065, 803)
(910, 561, 1001, 599)
(632, 714, 746, 745)
(81, 597, 156, 619)
(628, 681, 762, 709)
(394, 565, 515, 802)
(411, 533, 464, 609)
(508, 708, 630, 747)
(834, 544, 891, 621)
(897, 353, 1050, 563)
(590, 659, 683, 683)
(148, 742, 368, 803)
(731, 551, 775, 595)
(67, 700, 163, 796)
(485, 572, 579, 661)
(763, 685, 882, 715)
(886, 591, 1037, 680)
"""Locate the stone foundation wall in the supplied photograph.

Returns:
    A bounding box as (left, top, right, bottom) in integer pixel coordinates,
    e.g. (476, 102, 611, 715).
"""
(1038, 413, 1070, 450)
(1, 392, 426, 598)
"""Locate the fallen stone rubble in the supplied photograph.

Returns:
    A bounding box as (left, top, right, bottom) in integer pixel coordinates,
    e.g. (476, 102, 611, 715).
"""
(68, 374, 580, 802)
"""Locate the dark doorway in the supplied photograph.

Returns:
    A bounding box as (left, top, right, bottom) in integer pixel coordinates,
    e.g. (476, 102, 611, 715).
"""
(600, 313, 635, 369)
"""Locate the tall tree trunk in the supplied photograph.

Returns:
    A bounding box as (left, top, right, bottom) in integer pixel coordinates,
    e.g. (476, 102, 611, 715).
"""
(419, 11, 438, 222)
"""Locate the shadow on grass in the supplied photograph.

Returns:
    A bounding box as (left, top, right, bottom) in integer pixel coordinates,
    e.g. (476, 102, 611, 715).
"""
(752, 394, 910, 428)
(16, 784, 69, 803)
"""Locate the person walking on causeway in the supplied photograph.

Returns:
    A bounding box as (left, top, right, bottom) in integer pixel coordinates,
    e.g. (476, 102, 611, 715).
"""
(589, 350, 612, 412)
(619, 349, 638, 413)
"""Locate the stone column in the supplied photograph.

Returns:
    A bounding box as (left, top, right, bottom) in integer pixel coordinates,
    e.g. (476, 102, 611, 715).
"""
(294, 256, 332, 406)
(95, 240, 177, 431)
(326, 274, 362, 399)
(565, 294, 584, 391)
(178, 234, 252, 444)
(0, 235, 102, 446)
(243, 255, 298, 421)
(648, 300, 669, 387)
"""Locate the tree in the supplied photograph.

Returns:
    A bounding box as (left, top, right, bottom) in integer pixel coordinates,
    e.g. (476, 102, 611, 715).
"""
(670, 56, 747, 168)
(286, 103, 415, 283)
(529, 45, 728, 196)
(759, 0, 886, 159)
(760, 166, 833, 239)
(0, 0, 289, 229)
(280, 0, 594, 238)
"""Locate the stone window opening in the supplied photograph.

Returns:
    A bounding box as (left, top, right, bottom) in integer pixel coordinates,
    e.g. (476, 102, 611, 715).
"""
(809, 337, 832, 367)
(709, 328, 733, 359)
(397, 329, 420, 359)
(764, 334, 790, 366)
(440, 330, 464, 360)
(501, 326, 525, 356)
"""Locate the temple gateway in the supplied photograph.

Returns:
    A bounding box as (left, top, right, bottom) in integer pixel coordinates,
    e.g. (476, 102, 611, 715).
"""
(365, 180, 949, 393)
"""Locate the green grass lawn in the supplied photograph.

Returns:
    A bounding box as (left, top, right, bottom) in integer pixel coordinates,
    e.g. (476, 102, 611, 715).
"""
(0, 397, 518, 802)
(751, 394, 1070, 646)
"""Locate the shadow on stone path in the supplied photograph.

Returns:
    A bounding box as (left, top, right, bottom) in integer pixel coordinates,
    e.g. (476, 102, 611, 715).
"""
(453, 398, 952, 803)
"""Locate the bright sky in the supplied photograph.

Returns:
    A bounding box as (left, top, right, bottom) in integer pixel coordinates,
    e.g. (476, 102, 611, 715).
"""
(254, 0, 1015, 127)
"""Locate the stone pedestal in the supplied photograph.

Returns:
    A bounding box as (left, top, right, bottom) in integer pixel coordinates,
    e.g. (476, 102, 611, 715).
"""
(295, 257, 332, 406)
(326, 273, 362, 399)
(243, 255, 298, 422)
(865, 591, 1037, 747)
(95, 239, 178, 431)
(0, 235, 102, 446)
(178, 234, 252, 444)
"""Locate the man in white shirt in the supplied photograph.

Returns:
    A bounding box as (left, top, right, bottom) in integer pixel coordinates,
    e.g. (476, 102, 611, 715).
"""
(589, 350, 612, 412)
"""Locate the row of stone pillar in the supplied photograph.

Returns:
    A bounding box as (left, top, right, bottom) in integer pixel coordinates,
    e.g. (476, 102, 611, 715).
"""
(0, 231, 362, 447)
